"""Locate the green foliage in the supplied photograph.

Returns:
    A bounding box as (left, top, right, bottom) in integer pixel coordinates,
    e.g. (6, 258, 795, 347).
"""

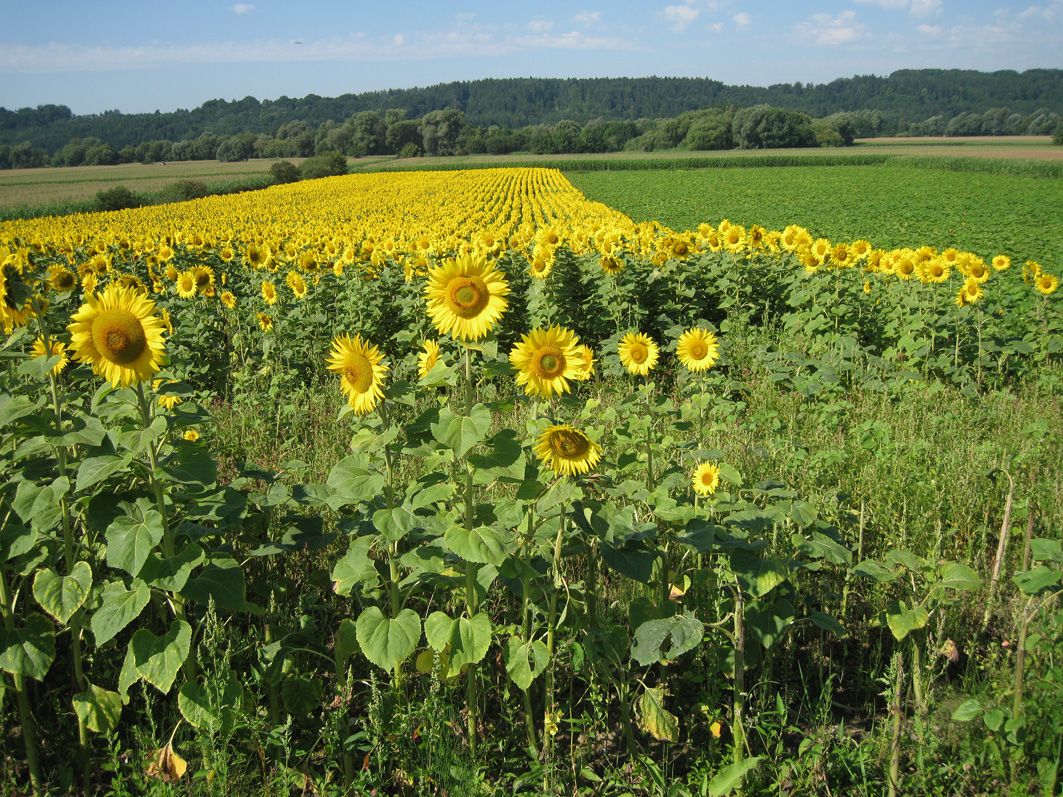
(268, 159, 300, 184)
(95, 185, 142, 211)
(297, 151, 347, 180)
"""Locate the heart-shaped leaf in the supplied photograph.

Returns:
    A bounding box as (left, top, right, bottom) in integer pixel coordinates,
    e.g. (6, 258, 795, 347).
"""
(431, 404, 492, 459)
(444, 525, 508, 566)
(503, 637, 549, 690)
(91, 579, 151, 646)
(106, 506, 164, 577)
(131, 619, 191, 694)
(73, 682, 123, 735)
(33, 561, 93, 623)
(631, 612, 703, 666)
(355, 607, 420, 672)
(0, 614, 56, 680)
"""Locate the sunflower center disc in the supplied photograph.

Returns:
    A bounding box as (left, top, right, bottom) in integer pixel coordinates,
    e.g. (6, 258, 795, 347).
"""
(93, 308, 147, 365)
(448, 277, 490, 319)
(537, 349, 564, 378)
(552, 431, 588, 458)
(630, 344, 647, 363)
(344, 356, 374, 393)
(689, 342, 707, 359)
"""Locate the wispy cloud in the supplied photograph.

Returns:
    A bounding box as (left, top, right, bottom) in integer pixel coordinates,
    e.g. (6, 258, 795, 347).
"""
(793, 11, 868, 45)
(527, 19, 554, 33)
(572, 10, 602, 25)
(0, 27, 639, 73)
(232, 3, 254, 15)
(662, 2, 700, 31)
(732, 11, 752, 29)
(853, 0, 941, 17)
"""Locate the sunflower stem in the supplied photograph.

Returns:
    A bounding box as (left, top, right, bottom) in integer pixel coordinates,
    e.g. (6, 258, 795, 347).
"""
(462, 345, 479, 754)
(134, 382, 196, 681)
(0, 563, 41, 794)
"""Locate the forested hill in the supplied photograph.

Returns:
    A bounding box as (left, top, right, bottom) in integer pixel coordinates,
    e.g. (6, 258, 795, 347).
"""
(3, 69, 1061, 152)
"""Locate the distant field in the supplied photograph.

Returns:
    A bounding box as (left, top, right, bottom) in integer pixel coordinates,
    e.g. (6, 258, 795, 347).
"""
(0, 136, 1058, 216)
(568, 162, 1063, 266)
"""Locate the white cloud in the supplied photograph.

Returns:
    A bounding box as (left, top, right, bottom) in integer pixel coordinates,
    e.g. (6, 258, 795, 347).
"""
(527, 19, 554, 33)
(0, 27, 639, 74)
(916, 23, 944, 35)
(232, 3, 254, 15)
(793, 10, 869, 45)
(732, 11, 752, 28)
(706, 21, 724, 32)
(572, 10, 602, 25)
(854, 0, 941, 16)
(663, 2, 701, 31)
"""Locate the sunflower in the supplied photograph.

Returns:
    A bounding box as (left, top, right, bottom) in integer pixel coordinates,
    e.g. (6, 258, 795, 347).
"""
(991, 254, 1011, 272)
(47, 265, 77, 293)
(424, 253, 509, 341)
(257, 312, 273, 332)
(417, 339, 442, 378)
(618, 332, 659, 376)
(675, 328, 720, 373)
(287, 271, 308, 300)
(31, 336, 69, 376)
(67, 283, 167, 387)
(534, 425, 602, 477)
(183, 429, 200, 442)
(529, 256, 552, 279)
(326, 334, 388, 415)
(153, 379, 183, 410)
(509, 326, 582, 398)
(175, 270, 197, 299)
(691, 462, 721, 497)
(261, 281, 278, 305)
(246, 243, 271, 270)
(955, 278, 983, 307)
(572, 344, 595, 381)
(600, 254, 624, 275)
(220, 291, 237, 309)
(1036, 273, 1059, 296)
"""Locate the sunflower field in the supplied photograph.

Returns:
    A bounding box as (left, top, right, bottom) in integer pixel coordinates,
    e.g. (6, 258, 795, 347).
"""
(0, 167, 1060, 796)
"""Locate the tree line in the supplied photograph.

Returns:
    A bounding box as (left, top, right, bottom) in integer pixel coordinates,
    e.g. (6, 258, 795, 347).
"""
(1, 70, 1061, 169)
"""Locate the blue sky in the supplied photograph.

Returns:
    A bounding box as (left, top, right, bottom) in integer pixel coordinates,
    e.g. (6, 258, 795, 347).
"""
(1, 0, 1060, 114)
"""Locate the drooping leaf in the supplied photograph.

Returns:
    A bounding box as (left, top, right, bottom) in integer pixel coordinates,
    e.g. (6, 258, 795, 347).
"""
(139, 544, 205, 592)
(131, 619, 191, 694)
(33, 561, 93, 623)
(72, 682, 123, 735)
(936, 562, 982, 593)
(503, 637, 549, 690)
(335, 618, 359, 663)
(444, 525, 508, 566)
(105, 505, 164, 577)
(0, 614, 56, 680)
(431, 404, 492, 459)
(181, 558, 247, 611)
(630, 612, 703, 666)
(326, 456, 385, 509)
(331, 536, 376, 596)
(637, 685, 679, 742)
(91, 579, 150, 646)
(885, 602, 929, 641)
(355, 607, 421, 672)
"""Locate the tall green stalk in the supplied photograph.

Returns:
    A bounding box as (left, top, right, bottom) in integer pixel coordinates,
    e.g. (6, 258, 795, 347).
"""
(0, 563, 41, 793)
(462, 345, 479, 753)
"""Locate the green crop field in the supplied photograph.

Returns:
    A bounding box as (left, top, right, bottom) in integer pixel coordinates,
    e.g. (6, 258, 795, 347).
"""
(568, 162, 1063, 267)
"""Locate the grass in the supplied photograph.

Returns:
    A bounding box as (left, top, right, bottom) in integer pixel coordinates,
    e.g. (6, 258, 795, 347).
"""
(567, 162, 1063, 265)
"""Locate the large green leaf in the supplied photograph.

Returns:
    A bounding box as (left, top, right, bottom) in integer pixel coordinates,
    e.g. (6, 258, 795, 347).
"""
(431, 404, 492, 459)
(33, 561, 93, 624)
(0, 614, 56, 680)
(503, 637, 549, 690)
(1013, 565, 1061, 595)
(637, 685, 678, 742)
(177, 679, 240, 732)
(630, 612, 704, 666)
(707, 757, 762, 796)
(105, 505, 164, 577)
(72, 682, 123, 735)
(91, 579, 150, 646)
(131, 619, 191, 694)
(331, 537, 376, 596)
(75, 454, 131, 493)
(731, 552, 788, 598)
(853, 559, 897, 583)
(951, 698, 983, 722)
(444, 525, 508, 566)
(936, 562, 982, 593)
(335, 618, 359, 664)
(326, 455, 385, 509)
(885, 602, 929, 641)
(181, 558, 247, 611)
(139, 544, 205, 592)
(422, 612, 491, 677)
(355, 607, 421, 672)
